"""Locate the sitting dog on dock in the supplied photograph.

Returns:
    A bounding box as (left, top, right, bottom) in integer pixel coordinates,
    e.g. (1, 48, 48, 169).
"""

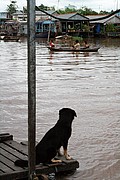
(14, 108, 77, 167)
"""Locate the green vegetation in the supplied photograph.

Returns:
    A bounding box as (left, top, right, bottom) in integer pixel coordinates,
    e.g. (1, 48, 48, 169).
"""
(58, 6, 113, 15)
(7, 1, 18, 16)
(72, 36, 83, 42)
(38, 4, 55, 11)
(37, 4, 113, 15)
(105, 23, 116, 32)
(77, 6, 98, 15)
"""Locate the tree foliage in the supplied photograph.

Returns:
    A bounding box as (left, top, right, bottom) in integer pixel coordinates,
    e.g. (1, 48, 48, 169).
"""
(99, 10, 109, 14)
(7, 1, 18, 15)
(57, 5, 112, 15)
(38, 4, 55, 11)
(105, 23, 116, 32)
(78, 6, 98, 15)
(24, 3, 113, 15)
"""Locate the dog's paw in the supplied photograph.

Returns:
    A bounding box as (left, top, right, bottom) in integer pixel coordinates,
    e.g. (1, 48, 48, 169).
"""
(65, 154, 72, 160)
(51, 159, 62, 163)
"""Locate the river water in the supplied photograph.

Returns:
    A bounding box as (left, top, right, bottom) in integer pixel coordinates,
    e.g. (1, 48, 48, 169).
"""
(0, 38, 120, 180)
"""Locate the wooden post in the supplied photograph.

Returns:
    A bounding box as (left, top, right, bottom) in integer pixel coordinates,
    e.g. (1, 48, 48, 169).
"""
(27, 0, 36, 179)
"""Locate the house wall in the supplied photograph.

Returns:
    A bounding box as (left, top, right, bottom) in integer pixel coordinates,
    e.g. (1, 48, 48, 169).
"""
(18, 22, 27, 35)
(0, 12, 8, 19)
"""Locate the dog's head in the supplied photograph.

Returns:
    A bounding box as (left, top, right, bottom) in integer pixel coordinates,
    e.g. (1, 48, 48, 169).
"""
(59, 108, 77, 124)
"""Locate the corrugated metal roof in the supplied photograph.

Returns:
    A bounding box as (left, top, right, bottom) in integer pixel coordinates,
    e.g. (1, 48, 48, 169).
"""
(86, 14, 120, 24)
(57, 13, 88, 21)
(36, 10, 58, 15)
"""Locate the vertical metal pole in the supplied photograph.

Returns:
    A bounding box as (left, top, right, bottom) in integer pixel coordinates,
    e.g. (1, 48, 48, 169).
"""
(27, 0, 36, 179)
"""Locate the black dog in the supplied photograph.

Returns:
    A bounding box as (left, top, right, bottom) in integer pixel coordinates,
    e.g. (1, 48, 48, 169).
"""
(15, 108, 77, 167)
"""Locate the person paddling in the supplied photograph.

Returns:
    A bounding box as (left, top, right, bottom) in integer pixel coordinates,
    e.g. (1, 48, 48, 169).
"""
(73, 40, 80, 50)
(83, 40, 89, 48)
(49, 40, 55, 48)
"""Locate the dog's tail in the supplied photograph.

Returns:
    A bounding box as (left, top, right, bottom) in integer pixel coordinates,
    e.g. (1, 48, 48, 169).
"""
(14, 159, 28, 167)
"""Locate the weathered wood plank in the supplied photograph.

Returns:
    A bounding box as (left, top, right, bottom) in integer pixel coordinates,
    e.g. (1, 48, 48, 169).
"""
(0, 154, 24, 172)
(0, 143, 28, 159)
(0, 160, 79, 180)
(0, 169, 4, 173)
(0, 169, 28, 180)
(3, 140, 28, 155)
(0, 134, 13, 142)
(0, 162, 13, 173)
(0, 147, 27, 163)
(0, 133, 10, 136)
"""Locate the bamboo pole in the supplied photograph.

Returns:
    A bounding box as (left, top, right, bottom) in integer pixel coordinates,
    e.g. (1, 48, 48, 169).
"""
(27, 0, 36, 179)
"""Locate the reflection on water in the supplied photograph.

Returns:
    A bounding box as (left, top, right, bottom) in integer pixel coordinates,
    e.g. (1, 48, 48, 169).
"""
(0, 38, 120, 180)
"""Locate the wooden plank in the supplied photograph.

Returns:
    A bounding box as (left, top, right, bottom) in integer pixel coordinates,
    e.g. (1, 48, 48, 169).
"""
(0, 143, 28, 160)
(0, 147, 27, 163)
(3, 140, 28, 155)
(35, 160, 79, 175)
(0, 155, 24, 172)
(0, 162, 13, 173)
(0, 169, 4, 173)
(0, 133, 10, 136)
(46, 157, 79, 173)
(0, 169, 4, 174)
(0, 134, 13, 143)
(55, 156, 79, 164)
(0, 159, 79, 179)
(0, 169, 28, 180)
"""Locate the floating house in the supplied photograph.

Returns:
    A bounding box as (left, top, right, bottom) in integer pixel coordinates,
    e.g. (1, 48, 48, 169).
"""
(1, 9, 120, 38)
(12, 10, 59, 37)
(54, 12, 89, 37)
(35, 19, 56, 38)
(87, 14, 120, 37)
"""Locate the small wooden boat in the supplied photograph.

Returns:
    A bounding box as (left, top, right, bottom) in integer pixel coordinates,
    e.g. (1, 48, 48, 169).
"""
(48, 46, 100, 52)
(2, 36, 20, 42)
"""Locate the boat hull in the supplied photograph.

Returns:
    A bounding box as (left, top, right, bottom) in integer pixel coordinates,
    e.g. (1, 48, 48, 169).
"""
(0, 36, 20, 42)
(48, 47, 100, 52)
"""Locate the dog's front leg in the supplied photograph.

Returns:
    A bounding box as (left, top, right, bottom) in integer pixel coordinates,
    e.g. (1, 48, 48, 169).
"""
(64, 149, 72, 160)
(63, 142, 72, 160)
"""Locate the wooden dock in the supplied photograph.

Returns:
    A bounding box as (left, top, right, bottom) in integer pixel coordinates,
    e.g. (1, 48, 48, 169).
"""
(0, 133, 79, 180)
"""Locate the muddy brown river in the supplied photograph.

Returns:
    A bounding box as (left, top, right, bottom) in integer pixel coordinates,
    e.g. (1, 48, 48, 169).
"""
(0, 38, 120, 179)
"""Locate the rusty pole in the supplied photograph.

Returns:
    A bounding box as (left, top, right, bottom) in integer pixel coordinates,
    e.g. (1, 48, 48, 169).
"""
(27, 0, 36, 179)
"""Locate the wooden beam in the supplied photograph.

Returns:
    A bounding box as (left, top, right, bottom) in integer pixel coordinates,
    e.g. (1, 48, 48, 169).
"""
(27, 0, 36, 179)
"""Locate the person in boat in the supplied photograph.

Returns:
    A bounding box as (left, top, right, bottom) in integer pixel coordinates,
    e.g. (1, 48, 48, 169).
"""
(73, 40, 80, 50)
(49, 40, 55, 48)
(83, 40, 89, 48)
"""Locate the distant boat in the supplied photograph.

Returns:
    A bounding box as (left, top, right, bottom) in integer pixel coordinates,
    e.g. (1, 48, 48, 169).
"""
(0, 35, 20, 42)
(47, 46, 100, 52)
